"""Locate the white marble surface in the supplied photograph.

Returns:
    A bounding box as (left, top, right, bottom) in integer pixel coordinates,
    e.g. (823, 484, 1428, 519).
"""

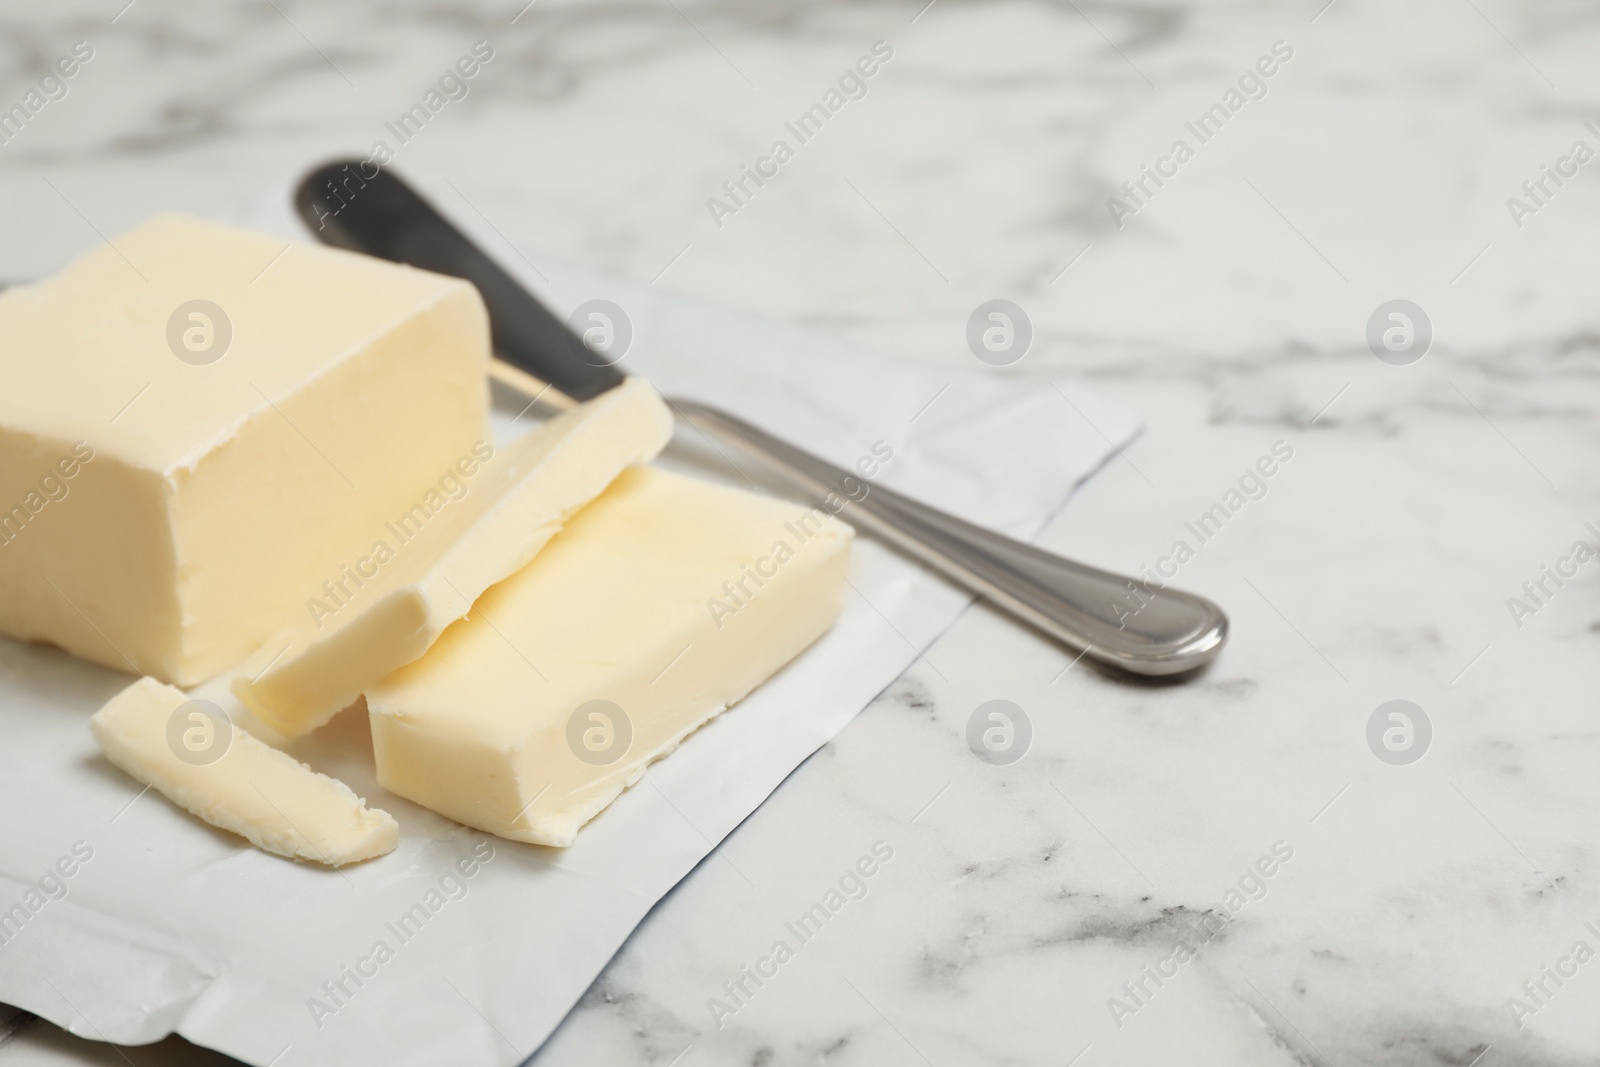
(4, 0, 1600, 1064)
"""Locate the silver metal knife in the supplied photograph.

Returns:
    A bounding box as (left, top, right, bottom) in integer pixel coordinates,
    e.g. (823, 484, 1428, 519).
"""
(294, 163, 1226, 676)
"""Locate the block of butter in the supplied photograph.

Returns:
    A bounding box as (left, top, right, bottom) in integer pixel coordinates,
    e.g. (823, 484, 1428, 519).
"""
(0, 214, 489, 686)
(233, 377, 673, 737)
(366, 466, 853, 847)
(91, 677, 398, 866)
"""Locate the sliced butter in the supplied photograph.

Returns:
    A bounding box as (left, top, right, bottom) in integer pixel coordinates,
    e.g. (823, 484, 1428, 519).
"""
(0, 214, 489, 686)
(366, 466, 853, 847)
(232, 377, 673, 737)
(90, 677, 398, 866)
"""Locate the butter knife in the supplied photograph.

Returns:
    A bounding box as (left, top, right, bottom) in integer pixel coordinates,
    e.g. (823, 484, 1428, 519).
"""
(293, 162, 1226, 676)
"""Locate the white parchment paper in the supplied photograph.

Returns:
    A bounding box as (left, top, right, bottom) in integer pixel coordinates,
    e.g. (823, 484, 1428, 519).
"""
(0, 189, 1139, 1066)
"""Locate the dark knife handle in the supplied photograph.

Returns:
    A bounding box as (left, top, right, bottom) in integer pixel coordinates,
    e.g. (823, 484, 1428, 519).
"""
(294, 161, 622, 402)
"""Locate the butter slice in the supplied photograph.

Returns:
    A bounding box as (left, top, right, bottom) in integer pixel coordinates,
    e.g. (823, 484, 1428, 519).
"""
(366, 467, 853, 847)
(91, 678, 398, 866)
(0, 215, 488, 685)
(232, 377, 673, 737)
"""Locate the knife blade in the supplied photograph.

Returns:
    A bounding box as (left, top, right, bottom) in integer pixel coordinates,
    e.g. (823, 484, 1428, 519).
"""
(296, 161, 618, 403)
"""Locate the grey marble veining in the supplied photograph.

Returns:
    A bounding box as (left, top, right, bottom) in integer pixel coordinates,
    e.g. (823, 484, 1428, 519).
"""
(4, 0, 1600, 1064)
